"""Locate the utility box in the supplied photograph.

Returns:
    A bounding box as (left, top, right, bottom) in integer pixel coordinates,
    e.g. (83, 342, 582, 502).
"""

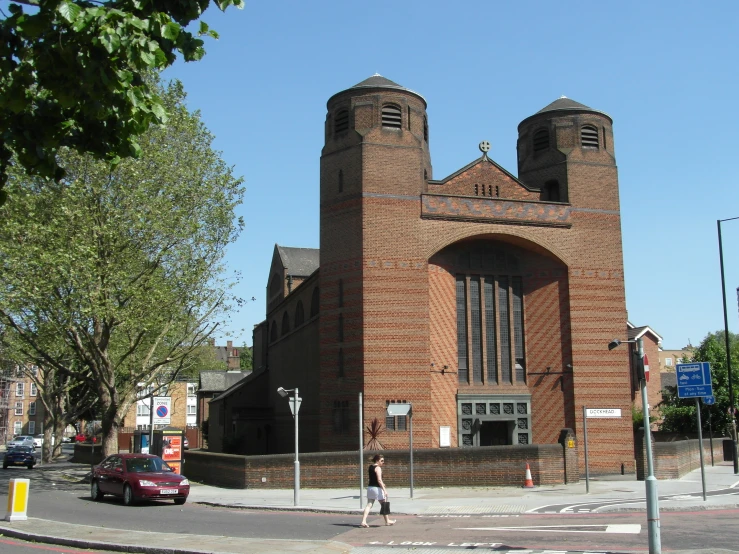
(152, 428, 184, 474)
(132, 431, 150, 454)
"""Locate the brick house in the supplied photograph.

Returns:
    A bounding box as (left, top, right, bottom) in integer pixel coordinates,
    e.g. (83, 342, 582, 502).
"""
(210, 75, 640, 474)
(0, 364, 46, 442)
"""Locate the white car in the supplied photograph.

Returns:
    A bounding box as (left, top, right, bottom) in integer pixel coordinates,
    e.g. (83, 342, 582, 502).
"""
(8, 436, 35, 449)
(33, 435, 44, 448)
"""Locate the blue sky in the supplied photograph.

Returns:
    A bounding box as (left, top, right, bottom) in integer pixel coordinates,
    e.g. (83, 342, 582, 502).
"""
(159, 1, 739, 350)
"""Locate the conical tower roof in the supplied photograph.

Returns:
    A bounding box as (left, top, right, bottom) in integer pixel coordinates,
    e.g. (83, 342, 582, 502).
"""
(519, 96, 612, 129)
(328, 74, 426, 106)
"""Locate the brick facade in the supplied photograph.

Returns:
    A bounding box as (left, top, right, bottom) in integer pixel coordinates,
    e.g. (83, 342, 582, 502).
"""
(226, 76, 638, 477)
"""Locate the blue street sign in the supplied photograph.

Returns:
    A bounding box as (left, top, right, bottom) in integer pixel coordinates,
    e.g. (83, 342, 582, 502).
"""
(703, 395, 716, 405)
(676, 362, 713, 399)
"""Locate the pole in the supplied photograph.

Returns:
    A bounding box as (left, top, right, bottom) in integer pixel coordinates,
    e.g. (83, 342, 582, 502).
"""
(582, 406, 590, 494)
(638, 337, 661, 554)
(149, 393, 154, 453)
(718, 218, 739, 474)
(694, 399, 707, 501)
(708, 408, 715, 467)
(409, 405, 414, 499)
(359, 392, 364, 509)
(293, 387, 300, 506)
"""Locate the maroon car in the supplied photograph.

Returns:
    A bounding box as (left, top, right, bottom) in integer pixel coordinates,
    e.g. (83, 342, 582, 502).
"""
(91, 453, 189, 506)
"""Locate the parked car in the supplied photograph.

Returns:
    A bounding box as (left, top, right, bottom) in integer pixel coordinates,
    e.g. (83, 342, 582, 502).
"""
(74, 433, 86, 443)
(3, 446, 36, 469)
(7, 435, 35, 450)
(91, 453, 189, 506)
(33, 435, 44, 448)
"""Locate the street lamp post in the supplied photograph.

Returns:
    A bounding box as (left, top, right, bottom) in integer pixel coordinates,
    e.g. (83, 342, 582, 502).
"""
(277, 386, 301, 506)
(718, 216, 739, 474)
(609, 337, 661, 554)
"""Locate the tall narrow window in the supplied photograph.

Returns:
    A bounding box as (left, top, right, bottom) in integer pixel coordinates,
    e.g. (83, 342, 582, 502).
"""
(533, 128, 549, 153)
(512, 277, 526, 382)
(423, 116, 429, 142)
(407, 106, 411, 130)
(381, 104, 402, 129)
(29, 401, 36, 415)
(498, 277, 511, 383)
(484, 277, 498, 384)
(581, 124, 599, 148)
(470, 277, 483, 384)
(281, 312, 290, 336)
(310, 287, 320, 317)
(603, 127, 608, 150)
(456, 276, 469, 384)
(334, 109, 349, 133)
(295, 300, 304, 327)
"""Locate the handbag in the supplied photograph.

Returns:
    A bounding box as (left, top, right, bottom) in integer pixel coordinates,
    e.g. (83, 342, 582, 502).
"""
(380, 501, 391, 515)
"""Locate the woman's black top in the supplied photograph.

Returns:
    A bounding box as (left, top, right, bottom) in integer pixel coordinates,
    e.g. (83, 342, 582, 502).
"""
(368, 464, 380, 487)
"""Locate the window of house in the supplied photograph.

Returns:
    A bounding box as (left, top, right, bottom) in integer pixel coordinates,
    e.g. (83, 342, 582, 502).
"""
(665, 357, 673, 367)
(29, 401, 36, 415)
(16, 383, 24, 397)
(295, 300, 305, 327)
(31, 365, 38, 377)
(14, 421, 22, 435)
(310, 287, 320, 318)
(30, 383, 37, 396)
(334, 109, 349, 133)
(423, 117, 429, 142)
(28, 421, 35, 434)
(187, 383, 197, 396)
(581, 124, 599, 148)
(187, 402, 197, 416)
(385, 400, 408, 431)
(456, 270, 526, 385)
(533, 128, 549, 153)
(381, 104, 402, 129)
(137, 402, 150, 417)
(281, 312, 290, 336)
(15, 402, 23, 415)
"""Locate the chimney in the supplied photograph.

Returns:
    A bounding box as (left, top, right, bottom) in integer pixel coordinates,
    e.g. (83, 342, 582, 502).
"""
(227, 340, 233, 349)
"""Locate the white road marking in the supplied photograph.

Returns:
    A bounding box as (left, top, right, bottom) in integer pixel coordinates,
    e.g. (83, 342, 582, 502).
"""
(457, 524, 641, 534)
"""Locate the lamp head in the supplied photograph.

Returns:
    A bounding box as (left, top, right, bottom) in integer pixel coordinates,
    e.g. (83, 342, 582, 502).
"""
(608, 339, 622, 351)
(277, 387, 288, 398)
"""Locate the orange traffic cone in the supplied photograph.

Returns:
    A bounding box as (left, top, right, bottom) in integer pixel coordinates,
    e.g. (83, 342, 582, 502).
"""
(523, 462, 535, 488)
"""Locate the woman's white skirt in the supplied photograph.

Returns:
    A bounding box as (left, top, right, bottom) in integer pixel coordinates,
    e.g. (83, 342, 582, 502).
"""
(367, 486, 386, 501)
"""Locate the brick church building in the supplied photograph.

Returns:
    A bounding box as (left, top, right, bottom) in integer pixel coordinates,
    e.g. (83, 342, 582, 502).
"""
(212, 75, 641, 474)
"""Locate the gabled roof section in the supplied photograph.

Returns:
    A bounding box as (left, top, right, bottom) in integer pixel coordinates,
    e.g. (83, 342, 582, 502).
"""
(428, 154, 536, 192)
(627, 324, 663, 345)
(276, 245, 320, 278)
(199, 370, 250, 392)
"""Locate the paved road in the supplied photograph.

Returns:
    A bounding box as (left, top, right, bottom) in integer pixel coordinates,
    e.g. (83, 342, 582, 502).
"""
(0, 536, 104, 554)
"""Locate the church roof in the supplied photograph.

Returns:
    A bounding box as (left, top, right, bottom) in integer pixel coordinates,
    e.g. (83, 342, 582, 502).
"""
(519, 96, 612, 128)
(276, 245, 319, 277)
(328, 74, 426, 106)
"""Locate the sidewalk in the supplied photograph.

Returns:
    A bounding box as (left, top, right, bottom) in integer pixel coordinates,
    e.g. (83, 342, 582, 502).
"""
(0, 461, 738, 554)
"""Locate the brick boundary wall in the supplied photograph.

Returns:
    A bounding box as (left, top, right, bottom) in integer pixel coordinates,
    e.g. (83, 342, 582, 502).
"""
(635, 430, 727, 480)
(182, 444, 568, 489)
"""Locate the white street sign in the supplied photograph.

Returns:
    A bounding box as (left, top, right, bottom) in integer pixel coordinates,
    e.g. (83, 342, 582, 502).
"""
(152, 396, 171, 425)
(585, 408, 622, 418)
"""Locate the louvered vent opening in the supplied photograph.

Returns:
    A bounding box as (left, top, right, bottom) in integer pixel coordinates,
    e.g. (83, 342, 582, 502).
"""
(382, 105, 402, 129)
(581, 125, 599, 148)
(334, 110, 349, 133)
(533, 128, 549, 153)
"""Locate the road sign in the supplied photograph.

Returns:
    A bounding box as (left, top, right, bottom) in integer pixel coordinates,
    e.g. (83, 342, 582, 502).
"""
(152, 396, 171, 425)
(643, 354, 650, 383)
(585, 408, 622, 418)
(676, 362, 713, 399)
(288, 397, 302, 417)
(703, 395, 716, 405)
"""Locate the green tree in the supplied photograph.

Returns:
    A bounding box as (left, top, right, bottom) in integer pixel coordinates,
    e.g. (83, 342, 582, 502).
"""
(239, 343, 252, 371)
(659, 330, 739, 436)
(0, 76, 244, 456)
(0, 0, 244, 205)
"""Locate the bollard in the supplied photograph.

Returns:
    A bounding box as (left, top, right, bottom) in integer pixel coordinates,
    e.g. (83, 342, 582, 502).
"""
(6, 478, 30, 521)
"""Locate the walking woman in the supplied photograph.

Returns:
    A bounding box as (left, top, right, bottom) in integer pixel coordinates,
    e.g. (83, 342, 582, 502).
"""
(360, 454, 396, 527)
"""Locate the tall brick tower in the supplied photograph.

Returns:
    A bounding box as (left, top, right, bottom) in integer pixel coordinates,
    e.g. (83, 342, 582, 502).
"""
(319, 75, 432, 451)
